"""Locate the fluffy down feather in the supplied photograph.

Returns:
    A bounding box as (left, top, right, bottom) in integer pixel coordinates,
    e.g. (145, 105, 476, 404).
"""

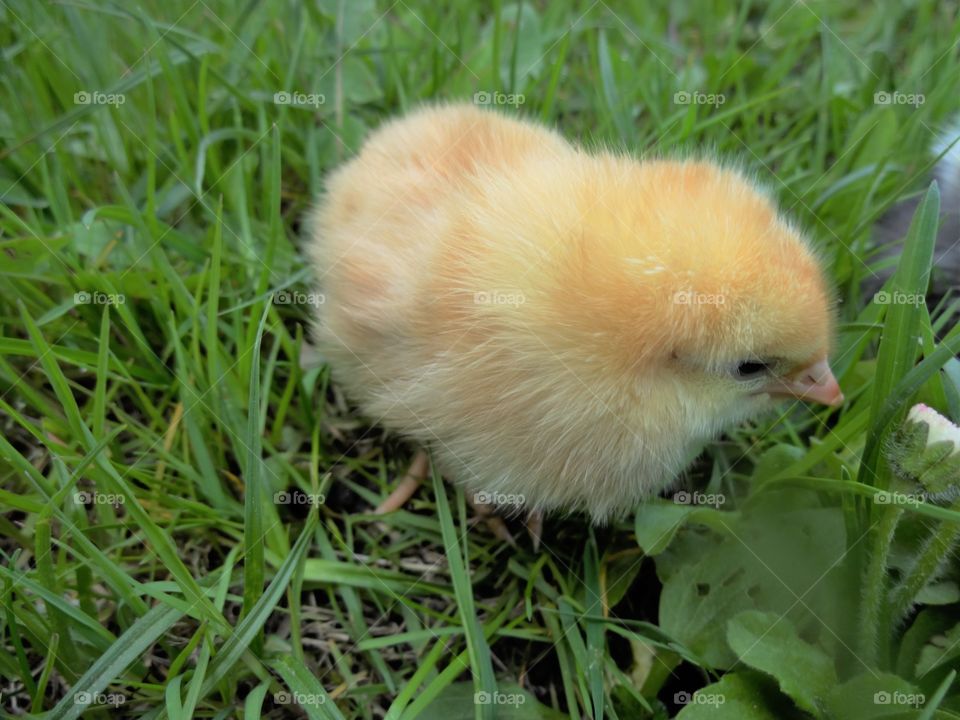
(307, 104, 841, 522)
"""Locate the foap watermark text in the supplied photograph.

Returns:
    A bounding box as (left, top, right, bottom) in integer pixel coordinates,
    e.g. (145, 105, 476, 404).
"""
(675, 691, 726, 707)
(673, 490, 726, 508)
(274, 290, 325, 307)
(274, 490, 326, 506)
(474, 290, 526, 307)
(474, 691, 526, 706)
(473, 90, 525, 107)
(75, 291, 125, 306)
(474, 491, 525, 507)
(674, 91, 726, 107)
(874, 91, 924, 107)
(74, 90, 126, 106)
(874, 290, 925, 307)
(673, 290, 725, 306)
(274, 91, 325, 107)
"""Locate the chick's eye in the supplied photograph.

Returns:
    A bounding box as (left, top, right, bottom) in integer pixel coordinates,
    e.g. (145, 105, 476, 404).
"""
(735, 360, 771, 379)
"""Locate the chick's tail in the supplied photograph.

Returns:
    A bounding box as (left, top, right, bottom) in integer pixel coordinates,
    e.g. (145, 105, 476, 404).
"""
(932, 124, 960, 294)
(870, 119, 960, 302)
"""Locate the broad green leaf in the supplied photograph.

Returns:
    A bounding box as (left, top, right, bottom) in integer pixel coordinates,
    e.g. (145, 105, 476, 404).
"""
(634, 502, 698, 556)
(727, 610, 836, 715)
(675, 672, 782, 719)
(657, 489, 850, 669)
(826, 672, 925, 719)
(635, 501, 730, 556)
(897, 609, 956, 680)
(917, 621, 960, 677)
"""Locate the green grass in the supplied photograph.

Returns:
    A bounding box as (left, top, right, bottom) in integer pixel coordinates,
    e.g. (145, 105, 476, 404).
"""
(1, 0, 960, 717)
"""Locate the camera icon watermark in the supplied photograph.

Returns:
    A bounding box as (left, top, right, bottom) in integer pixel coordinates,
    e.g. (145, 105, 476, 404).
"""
(874, 690, 924, 707)
(274, 490, 326, 506)
(274, 690, 326, 706)
(273, 91, 326, 107)
(74, 290, 126, 306)
(273, 290, 325, 307)
(474, 491, 525, 507)
(874, 491, 927, 507)
(673, 90, 726, 107)
(473, 289, 526, 307)
(74, 691, 126, 707)
(672, 490, 726, 508)
(873, 290, 925, 307)
(74, 90, 126, 107)
(674, 691, 725, 706)
(474, 691, 526, 706)
(873, 91, 925, 108)
(73, 490, 125, 507)
(673, 289, 726, 306)
(473, 90, 525, 107)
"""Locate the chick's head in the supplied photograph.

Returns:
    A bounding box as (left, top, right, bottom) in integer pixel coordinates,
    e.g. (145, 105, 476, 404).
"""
(549, 158, 842, 438)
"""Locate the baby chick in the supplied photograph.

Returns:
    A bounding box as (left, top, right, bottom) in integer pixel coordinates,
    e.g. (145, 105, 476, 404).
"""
(307, 103, 842, 523)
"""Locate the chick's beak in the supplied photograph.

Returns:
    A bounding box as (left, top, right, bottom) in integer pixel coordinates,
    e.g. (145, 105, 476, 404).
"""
(762, 358, 844, 407)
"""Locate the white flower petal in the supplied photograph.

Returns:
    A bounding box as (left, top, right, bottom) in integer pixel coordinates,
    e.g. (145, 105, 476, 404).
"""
(908, 403, 960, 453)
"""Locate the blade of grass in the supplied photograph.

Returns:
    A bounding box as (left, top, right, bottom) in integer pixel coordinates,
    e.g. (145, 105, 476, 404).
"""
(19, 302, 230, 632)
(859, 181, 941, 489)
(858, 182, 940, 669)
(430, 462, 496, 720)
(584, 534, 605, 719)
(47, 602, 184, 720)
(271, 655, 348, 720)
(197, 511, 317, 696)
(241, 301, 272, 654)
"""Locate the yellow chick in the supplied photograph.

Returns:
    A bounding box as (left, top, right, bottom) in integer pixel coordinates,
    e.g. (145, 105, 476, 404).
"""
(307, 103, 842, 523)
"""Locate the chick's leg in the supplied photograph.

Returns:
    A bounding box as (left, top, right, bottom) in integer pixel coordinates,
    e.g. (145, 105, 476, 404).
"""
(374, 450, 429, 514)
(466, 492, 516, 546)
(525, 509, 544, 552)
(375, 452, 540, 550)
